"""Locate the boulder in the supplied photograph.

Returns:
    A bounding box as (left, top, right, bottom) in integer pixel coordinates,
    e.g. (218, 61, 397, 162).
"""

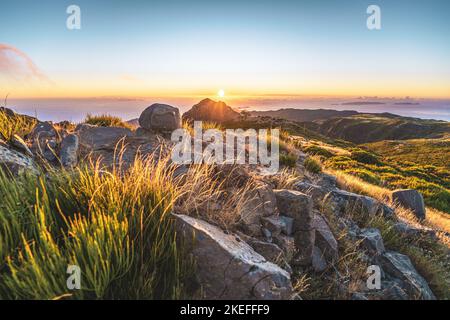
(329, 189, 385, 217)
(274, 190, 314, 265)
(293, 181, 328, 207)
(380, 251, 436, 300)
(357, 228, 385, 256)
(60, 134, 79, 167)
(313, 214, 338, 262)
(139, 104, 181, 132)
(391, 189, 426, 220)
(76, 125, 133, 150)
(0, 145, 38, 175)
(261, 215, 294, 237)
(173, 214, 293, 300)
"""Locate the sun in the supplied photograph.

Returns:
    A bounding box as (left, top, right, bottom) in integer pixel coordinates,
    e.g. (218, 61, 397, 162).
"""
(217, 89, 225, 98)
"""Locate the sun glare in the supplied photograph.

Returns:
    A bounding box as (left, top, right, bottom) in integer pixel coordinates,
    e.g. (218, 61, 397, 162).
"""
(218, 89, 225, 98)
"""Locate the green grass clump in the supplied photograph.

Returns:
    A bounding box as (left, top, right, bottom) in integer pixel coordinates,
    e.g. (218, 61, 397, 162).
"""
(85, 114, 132, 129)
(304, 157, 322, 174)
(304, 145, 334, 158)
(0, 155, 193, 300)
(350, 149, 380, 165)
(280, 153, 297, 168)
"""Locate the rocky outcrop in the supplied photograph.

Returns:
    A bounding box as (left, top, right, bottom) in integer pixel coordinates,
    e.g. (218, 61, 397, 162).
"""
(380, 251, 436, 300)
(139, 104, 181, 132)
(391, 189, 426, 220)
(183, 98, 240, 123)
(274, 189, 314, 266)
(172, 214, 293, 300)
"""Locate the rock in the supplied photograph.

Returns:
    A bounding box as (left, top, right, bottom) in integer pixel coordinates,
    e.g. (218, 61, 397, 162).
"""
(247, 240, 286, 265)
(274, 189, 314, 265)
(391, 189, 426, 220)
(183, 98, 241, 123)
(351, 292, 369, 300)
(380, 280, 409, 300)
(357, 228, 385, 256)
(139, 104, 181, 132)
(317, 173, 337, 189)
(280, 216, 294, 236)
(10, 134, 33, 157)
(313, 214, 338, 262)
(60, 134, 79, 167)
(0, 145, 38, 175)
(312, 246, 327, 272)
(261, 216, 283, 237)
(31, 121, 56, 138)
(293, 181, 328, 207)
(380, 251, 436, 300)
(239, 184, 278, 236)
(329, 189, 384, 217)
(77, 125, 133, 150)
(393, 222, 437, 239)
(172, 214, 293, 300)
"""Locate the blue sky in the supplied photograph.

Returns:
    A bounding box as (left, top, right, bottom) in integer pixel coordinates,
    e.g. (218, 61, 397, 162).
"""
(1, 0, 449, 99)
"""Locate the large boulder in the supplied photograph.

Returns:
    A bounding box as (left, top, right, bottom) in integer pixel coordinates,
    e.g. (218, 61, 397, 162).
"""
(76, 124, 133, 150)
(274, 189, 314, 266)
(172, 214, 293, 300)
(391, 189, 426, 220)
(139, 104, 181, 132)
(0, 145, 38, 175)
(380, 251, 436, 300)
(30, 121, 57, 139)
(183, 98, 240, 123)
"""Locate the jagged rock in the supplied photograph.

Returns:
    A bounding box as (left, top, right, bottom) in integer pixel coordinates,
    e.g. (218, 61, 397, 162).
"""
(280, 216, 294, 236)
(391, 189, 426, 220)
(380, 280, 410, 300)
(0, 145, 38, 175)
(313, 213, 338, 262)
(393, 222, 437, 239)
(317, 173, 337, 189)
(274, 189, 314, 265)
(328, 189, 387, 217)
(261, 215, 294, 237)
(76, 125, 133, 150)
(10, 134, 33, 157)
(239, 183, 278, 236)
(312, 246, 327, 272)
(139, 104, 181, 132)
(173, 214, 293, 300)
(60, 134, 79, 167)
(380, 251, 436, 300)
(357, 228, 385, 256)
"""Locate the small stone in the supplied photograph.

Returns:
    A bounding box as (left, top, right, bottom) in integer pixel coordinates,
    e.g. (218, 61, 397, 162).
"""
(60, 134, 79, 167)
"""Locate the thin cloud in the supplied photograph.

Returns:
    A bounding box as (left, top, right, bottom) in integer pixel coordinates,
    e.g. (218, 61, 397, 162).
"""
(0, 43, 50, 82)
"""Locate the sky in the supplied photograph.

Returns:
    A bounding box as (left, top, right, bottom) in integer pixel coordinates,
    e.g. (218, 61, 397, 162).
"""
(1, 0, 450, 103)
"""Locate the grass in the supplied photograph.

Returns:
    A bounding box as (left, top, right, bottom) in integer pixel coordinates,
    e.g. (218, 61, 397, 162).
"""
(0, 154, 195, 299)
(0, 109, 37, 142)
(85, 114, 133, 130)
(304, 157, 322, 174)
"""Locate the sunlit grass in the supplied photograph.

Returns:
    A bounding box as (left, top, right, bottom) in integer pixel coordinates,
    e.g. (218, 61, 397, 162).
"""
(85, 114, 133, 130)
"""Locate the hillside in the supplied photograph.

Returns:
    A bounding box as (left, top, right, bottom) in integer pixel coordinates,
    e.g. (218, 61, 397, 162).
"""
(1, 104, 449, 301)
(249, 108, 359, 122)
(304, 113, 450, 144)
